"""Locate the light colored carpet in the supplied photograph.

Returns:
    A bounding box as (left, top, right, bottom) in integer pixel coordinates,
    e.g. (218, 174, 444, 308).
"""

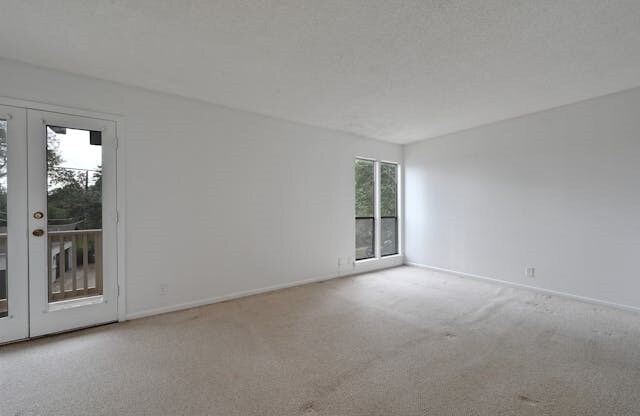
(2, 266, 640, 415)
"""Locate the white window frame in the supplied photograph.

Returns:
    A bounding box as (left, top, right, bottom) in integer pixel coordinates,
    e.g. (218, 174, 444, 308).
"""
(355, 158, 401, 263)
(379, 160, 400, 258)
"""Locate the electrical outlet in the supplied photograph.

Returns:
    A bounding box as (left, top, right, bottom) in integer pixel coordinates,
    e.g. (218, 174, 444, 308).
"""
(159, 284, 169, 295)
(525, 267, 535, 278)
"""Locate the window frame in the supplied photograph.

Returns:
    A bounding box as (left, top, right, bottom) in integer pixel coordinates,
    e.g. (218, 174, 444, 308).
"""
(380, 161, 399, 257)
(354, 157, 401, 262)
(354, 158, 377, 261)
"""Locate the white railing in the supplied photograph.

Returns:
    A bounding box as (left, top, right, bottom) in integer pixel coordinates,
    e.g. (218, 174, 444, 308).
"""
(48, 229, 103, 303)
(0, 230, 102, 314)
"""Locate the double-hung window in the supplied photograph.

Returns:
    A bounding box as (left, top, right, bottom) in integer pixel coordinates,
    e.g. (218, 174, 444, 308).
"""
(355, 159, 399, 260)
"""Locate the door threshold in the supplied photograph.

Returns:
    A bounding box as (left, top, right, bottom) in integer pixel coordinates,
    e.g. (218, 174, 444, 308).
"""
(47, 295, 105, 312)
(0, 320, 118, 347)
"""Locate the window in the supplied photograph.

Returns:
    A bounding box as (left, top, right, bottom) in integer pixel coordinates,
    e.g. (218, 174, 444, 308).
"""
(355, 158, 399, 261)
(355, 159, 375, 260)
(380, 162, 398, 256)
(0, 120, 7, 318)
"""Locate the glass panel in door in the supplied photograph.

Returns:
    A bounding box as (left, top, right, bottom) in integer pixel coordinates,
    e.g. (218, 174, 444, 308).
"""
(28, 109, 117, 338)
(46, 125, 103, 303)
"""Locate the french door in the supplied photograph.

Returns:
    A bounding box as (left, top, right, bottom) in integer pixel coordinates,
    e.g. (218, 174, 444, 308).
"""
(0, 105, 118, 343)
(0, 105, 29, 343)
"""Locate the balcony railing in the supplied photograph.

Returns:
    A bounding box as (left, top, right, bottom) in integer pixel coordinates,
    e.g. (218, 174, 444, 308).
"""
(0, 229, 103, 316)
(48, 229, 103, 303)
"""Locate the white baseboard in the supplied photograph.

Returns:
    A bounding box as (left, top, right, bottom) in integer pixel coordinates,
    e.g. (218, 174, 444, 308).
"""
(126, 272, 338, 320)
(126, 262, 403, 320)
(405, 262, 640, 314)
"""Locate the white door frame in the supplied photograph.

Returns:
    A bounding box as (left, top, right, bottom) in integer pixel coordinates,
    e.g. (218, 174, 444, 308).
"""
(28, 110, 118, 336)
(0, 97, 126, 342)
(0, 105, 29, 344)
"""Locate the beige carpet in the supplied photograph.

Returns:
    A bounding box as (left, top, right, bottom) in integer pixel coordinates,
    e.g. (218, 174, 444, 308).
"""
(2, 266, 640, 415)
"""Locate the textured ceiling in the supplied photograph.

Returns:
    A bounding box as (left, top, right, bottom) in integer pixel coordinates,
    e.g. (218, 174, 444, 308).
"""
(1, 1, 640, 143)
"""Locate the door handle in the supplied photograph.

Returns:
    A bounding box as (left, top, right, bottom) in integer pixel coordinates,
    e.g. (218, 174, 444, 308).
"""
(32, 229, 45, 237)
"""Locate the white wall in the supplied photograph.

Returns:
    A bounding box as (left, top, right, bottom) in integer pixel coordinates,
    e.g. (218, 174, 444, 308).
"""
(0, 58, 403, 319)
(405, 87, 640, 310)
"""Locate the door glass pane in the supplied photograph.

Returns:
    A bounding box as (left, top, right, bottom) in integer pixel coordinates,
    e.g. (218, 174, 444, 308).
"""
(47, 126, 103, 303)
(0, 120, 7, 317)
(355, 159, 375, 260)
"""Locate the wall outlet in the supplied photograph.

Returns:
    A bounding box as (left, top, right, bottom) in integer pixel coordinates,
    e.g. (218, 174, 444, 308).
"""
(525, 267, 536, 278)
(338, 256, 355, 270)
(159, 284, 169, 295)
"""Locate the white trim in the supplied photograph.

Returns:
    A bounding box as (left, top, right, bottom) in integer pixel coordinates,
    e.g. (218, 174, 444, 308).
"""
(355, 254, 403, 275)
(406, 262, 640, 314)
(47, 295, 104, 312)
(356, 253, 403, 264)
(397, 161, 403, 256)
(27, 110, 119, 337)
(379, 254, 403, 260)
(354, 155, 377, 162)
(374, 159, 381, 259)
(127, 273, 339, 320)
(127, 263, 403, 320)
(355, 157, 401, 263)
(355, 257, 377, 264)
(0, 96, 124, 121)
(0, 105, 29, 344)
(115, 120, 127, 321)
(0, 97, 127, 331)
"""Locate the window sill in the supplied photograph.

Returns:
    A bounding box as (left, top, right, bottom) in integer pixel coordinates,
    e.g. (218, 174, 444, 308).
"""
(350, 255, 404, 275)
(356, 254, 403, 264)
(355, 257, 377, 263)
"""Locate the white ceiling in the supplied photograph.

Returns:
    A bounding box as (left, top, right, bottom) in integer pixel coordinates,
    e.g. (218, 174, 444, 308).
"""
(1, 1, 640, 144)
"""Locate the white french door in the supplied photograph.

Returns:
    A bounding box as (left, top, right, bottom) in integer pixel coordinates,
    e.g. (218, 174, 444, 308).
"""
(0, 105, 118, 344)
(0, 105, 29, 343)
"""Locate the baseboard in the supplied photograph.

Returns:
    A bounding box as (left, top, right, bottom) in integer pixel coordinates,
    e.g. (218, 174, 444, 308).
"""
(126, 263, 402, 320)
(126, 272, 339, 320)
(406, 262, 640, 314)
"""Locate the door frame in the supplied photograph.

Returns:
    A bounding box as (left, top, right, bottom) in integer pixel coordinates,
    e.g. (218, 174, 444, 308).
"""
(0, 105, 29, 343)
(28, 110, 118, 336)
(0, 96, 127, 331)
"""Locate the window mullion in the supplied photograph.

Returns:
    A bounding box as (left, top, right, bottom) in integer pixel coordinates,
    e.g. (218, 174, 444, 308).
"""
(374, 160, 381, 259)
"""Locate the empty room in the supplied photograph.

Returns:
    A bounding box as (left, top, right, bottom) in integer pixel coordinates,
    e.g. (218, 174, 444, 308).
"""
(1, 1, 639, 415)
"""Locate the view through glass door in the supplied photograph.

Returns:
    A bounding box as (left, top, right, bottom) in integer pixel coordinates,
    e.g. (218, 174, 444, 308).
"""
(28, 110, 118, 338)
(44, 125, 104, 302)
(0, 105, 118, 343)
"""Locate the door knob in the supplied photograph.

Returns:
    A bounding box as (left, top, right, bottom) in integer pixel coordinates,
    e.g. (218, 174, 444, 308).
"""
(32, 229, 45, 237)
(33, 211, 44, 219)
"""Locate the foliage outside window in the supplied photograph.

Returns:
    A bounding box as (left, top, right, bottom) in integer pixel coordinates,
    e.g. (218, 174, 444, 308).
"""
(355, 159, 375, 260)
(380, 162, 398, 256)
(355, 159, 399, 261)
